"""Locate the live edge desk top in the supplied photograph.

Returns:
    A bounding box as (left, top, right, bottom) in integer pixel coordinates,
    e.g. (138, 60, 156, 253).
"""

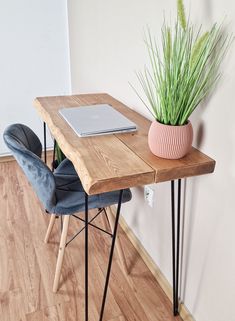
(34, 93, 216, 195)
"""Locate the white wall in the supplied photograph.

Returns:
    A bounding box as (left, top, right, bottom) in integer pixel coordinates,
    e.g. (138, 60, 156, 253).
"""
(0, 0, 71, 154)
(68, 1, 235, 320)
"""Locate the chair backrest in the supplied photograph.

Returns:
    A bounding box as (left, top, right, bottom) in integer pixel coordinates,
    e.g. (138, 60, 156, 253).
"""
(3, 124, 56, 211)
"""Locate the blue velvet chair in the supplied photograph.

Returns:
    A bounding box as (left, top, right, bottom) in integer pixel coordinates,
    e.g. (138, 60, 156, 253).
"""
(3, 123, 132, 292)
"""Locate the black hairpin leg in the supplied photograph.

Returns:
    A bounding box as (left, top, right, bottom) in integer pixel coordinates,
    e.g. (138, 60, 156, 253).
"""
(83, 190, 123, 321)
(52, 139, 56, 171)
(43, 122, 47, 164)
(85, 192, 89, 321)
(99, 189, 123, 321)
(171, 179, 181, 316)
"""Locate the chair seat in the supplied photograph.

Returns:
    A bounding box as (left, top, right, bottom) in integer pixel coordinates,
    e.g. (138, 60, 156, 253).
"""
(51, 159, 132, 215)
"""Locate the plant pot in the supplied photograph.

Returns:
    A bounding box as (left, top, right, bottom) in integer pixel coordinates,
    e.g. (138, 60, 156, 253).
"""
(148, 120, 193, 159)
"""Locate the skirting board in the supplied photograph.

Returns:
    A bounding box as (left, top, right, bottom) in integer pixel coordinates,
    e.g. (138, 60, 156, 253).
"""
(0, 149, 54, 163)
(0, 154, 15, 163)
(118, 211, 195, 321)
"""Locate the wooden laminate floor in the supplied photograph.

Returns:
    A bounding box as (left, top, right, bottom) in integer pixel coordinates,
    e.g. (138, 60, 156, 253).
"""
(0, 160, 182, 321)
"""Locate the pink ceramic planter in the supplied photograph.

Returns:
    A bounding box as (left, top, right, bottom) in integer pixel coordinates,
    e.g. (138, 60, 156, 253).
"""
(148, 121, 193, 159)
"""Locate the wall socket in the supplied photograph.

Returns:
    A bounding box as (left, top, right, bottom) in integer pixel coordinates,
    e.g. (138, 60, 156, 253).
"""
(144, 185, 155, 207)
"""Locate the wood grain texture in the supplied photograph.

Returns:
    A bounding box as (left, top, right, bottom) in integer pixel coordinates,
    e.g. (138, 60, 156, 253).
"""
(34, 95, 155, 195)
(0, 159, 183, 321)
(53, 215, 70, 293)
(106, 207, 128, 274)
(34, 93, 215, 193)
(80, 94, 215, 182)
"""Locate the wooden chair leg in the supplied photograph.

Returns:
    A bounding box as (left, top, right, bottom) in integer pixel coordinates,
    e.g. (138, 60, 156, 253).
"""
(44, 214, 57, 243)
(106, 206, 129, 274)
(53, 215, 70, 292)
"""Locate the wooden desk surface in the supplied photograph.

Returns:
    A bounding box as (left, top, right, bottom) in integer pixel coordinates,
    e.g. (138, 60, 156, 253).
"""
(34, 93, 215, 195)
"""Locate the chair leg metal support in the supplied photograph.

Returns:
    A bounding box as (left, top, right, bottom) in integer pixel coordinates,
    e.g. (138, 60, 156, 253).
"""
(99, 190, 123, 321)
(85, 193, 89, 321)
(43, 122, 47, 164)
(171, 179, 181, 316)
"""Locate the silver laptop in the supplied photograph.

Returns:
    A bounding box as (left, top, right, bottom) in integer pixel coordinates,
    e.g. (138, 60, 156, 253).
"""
(59, 104, 137, 137)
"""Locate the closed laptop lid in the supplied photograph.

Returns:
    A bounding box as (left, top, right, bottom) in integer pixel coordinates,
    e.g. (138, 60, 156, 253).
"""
(59, 104, 137, 137)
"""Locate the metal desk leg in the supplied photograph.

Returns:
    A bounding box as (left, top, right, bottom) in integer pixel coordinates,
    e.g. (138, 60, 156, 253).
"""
(52, 139, 56, 171)
(84, 190, 123, 321)
(99, 190, 123, 321)
(171, 179, 181, 316)
(85, 193, 89, 321)
(43, 122, 47, 164)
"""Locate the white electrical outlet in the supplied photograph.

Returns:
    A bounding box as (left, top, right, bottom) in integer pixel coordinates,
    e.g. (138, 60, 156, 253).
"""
(144, 185, 155, 207)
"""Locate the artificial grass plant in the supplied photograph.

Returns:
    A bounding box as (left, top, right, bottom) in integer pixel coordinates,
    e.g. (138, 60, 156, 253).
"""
(134, 0, 232, 125)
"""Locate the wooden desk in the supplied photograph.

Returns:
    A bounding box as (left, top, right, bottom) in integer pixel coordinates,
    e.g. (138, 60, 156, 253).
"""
(34, 93, 215, 319)
(34, 93, 215, 193)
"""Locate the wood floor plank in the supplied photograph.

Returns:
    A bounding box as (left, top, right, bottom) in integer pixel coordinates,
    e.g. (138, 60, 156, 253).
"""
(0, 288, 27, 321)
(25, 303, 67, 321)
(107, 316, 125, 321)
(0, 159, 183, 321)
(0, 163, 23, 292)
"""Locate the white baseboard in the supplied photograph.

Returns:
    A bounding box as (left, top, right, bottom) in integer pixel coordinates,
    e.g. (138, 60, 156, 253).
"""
(0, 149, 54, 163)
